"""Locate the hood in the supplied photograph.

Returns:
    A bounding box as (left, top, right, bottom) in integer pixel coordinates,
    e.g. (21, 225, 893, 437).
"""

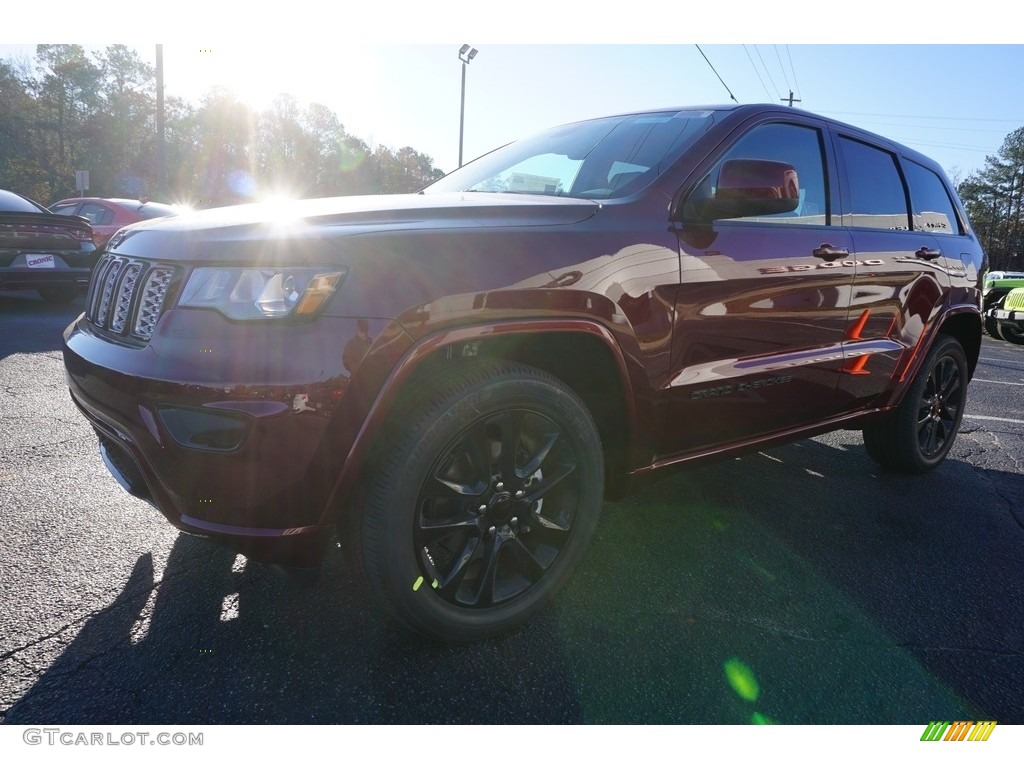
(106, 193, 600, 262)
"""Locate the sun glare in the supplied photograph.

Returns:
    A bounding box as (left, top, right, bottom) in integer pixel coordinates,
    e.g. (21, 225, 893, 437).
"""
(167, 44, 378, 117)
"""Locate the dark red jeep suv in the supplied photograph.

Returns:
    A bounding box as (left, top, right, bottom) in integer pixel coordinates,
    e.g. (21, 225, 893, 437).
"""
(63, 104, 984, 641)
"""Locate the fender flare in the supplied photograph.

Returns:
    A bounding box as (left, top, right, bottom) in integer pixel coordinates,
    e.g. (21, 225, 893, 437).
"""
(321, 318, 638, 524)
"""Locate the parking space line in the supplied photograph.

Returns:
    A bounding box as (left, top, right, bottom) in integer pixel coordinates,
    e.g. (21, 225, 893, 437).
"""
(971, 378, 1024, 386)
(965, 414, 1024, 424)
(977, 357, 1024, 365)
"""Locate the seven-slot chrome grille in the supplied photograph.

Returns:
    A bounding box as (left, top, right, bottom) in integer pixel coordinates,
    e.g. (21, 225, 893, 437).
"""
(1005, 289, 1024, 313)
(87, 255, 176, 342)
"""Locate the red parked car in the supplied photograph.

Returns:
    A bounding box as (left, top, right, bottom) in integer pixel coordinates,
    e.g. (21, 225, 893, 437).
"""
(63, 105, 985, 641)
(50, 197, 181, 249)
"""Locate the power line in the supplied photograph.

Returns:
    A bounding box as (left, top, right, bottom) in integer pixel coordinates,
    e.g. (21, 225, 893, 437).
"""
(840, 119, 1010, 134)
(885, 136, 997, 152)
(824, 110, 1024, 124)
(695, 45, 737, 104)
(743, 45, 773, 101)
(785, 46, 801, 103)
(753, 45, 782, 100)
(774, 45, 791, 92)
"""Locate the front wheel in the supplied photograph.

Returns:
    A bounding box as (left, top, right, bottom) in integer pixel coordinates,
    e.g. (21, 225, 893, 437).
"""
(998, 323, 1024, 345)
(984, 315, 1003, 339)
(863, 335, 968, 473)
(357, 362, 604, 642)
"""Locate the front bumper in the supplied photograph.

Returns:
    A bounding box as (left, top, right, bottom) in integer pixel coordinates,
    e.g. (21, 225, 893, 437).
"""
(989, 306, 1024, 331)
(61, 309, 374, 567)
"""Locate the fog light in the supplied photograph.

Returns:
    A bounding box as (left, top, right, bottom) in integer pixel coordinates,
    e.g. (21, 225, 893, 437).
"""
(157, 405, 250, 451)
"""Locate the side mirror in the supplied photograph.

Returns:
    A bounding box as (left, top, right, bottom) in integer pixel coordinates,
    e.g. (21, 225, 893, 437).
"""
(687, 159, 800, 222)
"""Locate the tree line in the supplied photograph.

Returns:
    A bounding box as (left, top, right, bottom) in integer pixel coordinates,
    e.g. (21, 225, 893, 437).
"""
(0, 44, 445, 207)
(958, 128, 1024, 273)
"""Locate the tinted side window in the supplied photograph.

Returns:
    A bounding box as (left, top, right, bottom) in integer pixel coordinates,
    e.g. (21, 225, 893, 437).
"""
(839, 137, 909, 230)
(903, 160, 960, 236)
(711, 122, 828, 226)
(79, 202, 114, 225)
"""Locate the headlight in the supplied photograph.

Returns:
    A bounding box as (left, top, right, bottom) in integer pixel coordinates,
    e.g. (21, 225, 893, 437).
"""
(179, 267, 344, 319)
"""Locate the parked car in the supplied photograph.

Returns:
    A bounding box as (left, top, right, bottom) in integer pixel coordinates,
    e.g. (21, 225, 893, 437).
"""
(63, 104, 985, 641)
(981, 270, 1024, 338)
(0, 188, 97, 303)
(986, 286, 1024, 344)
(50, 197, 181, 249)
(981, 270, 1024, 311)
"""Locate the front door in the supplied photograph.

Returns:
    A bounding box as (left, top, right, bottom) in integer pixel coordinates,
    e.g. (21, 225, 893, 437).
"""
(663, 119, 854, 456)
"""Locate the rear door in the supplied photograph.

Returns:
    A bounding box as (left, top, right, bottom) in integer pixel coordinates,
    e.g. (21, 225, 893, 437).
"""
(831, 133, 953, 411)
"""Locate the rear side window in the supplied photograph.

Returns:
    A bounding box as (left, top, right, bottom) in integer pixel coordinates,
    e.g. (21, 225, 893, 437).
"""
(903, 160, 961, 236)
(79, 202, 114, 225)
(839, 137, 909, 230)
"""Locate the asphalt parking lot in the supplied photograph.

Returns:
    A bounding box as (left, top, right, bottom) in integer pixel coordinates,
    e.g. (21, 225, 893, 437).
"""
(1, 289, 1022, 724)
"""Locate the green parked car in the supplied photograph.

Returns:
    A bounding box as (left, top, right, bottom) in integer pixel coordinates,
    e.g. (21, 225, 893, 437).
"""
(982, 270, 1024, 311)
(986, 286, 1024, 344)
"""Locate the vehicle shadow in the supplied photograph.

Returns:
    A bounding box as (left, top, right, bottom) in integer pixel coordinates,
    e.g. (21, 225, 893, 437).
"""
(3, 435, 1021, 724)
(2, 532, 582, 724)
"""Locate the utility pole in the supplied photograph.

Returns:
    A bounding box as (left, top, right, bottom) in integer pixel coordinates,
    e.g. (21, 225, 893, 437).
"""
(781, 90, 801, 108)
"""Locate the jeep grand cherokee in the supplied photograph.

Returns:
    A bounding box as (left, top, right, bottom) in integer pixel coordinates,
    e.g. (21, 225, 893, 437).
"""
(62, 104, 985, 641)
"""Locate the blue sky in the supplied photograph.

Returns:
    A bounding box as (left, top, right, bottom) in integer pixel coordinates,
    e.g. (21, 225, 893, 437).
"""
(3, 5, 1021, 180)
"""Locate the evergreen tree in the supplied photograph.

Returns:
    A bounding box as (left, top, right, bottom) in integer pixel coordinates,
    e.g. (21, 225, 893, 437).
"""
(959, 127, 1024, 272)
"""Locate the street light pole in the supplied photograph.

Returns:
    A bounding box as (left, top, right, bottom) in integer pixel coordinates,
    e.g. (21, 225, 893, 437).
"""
(458, 44, 478, 168)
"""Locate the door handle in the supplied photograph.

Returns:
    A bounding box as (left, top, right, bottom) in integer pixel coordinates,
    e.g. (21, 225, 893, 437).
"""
(812, 244, 850, 259)
(915, 246, 941, 261)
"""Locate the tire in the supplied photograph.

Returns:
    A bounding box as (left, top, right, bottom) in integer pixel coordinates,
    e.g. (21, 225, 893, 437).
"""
(356, 361, 604, 642)
(984, 315, 1003, 339)
(999, 323, 1024, 345)
(37, 286, 79, 303)
(863, 335, 967, 473)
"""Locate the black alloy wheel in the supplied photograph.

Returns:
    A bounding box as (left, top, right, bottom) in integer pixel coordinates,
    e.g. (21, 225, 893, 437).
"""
(914, 350, 964, 461)
(863, 335, 967, 474)
(356, 362, 604, 642)
(415, 408, 580, 610)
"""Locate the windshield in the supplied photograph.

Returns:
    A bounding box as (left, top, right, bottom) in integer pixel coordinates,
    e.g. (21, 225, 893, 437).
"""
(425, 110, 719, 200)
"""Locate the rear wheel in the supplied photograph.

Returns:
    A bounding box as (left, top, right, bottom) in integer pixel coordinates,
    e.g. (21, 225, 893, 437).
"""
(863, 335, 967, 473)
(356, 362, 604, 642)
